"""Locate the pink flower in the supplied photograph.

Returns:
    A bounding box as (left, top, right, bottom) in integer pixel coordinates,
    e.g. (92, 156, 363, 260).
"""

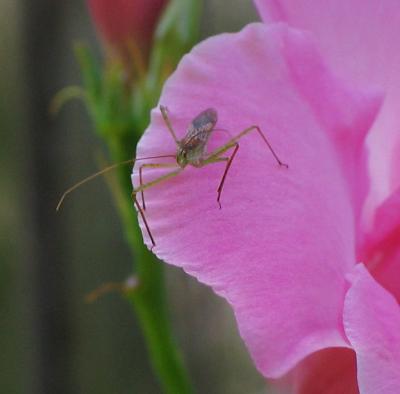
(87, 0, 167, 62)
(132, 2, 400, 392)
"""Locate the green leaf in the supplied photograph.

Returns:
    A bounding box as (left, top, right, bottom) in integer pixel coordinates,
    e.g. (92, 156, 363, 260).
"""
(49, 85, 85, 115)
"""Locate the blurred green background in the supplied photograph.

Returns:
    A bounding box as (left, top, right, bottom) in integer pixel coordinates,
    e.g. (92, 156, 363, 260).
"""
(0, 1, 267, 393)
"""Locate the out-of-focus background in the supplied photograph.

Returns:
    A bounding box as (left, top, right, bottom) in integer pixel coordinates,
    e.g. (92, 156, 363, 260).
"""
(0, 1, 266, 393)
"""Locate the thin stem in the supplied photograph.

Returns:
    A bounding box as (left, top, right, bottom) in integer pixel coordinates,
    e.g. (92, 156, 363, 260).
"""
(109, 139, 193, 394)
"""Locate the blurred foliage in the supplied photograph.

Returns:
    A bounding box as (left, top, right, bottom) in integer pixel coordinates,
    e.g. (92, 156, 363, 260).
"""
(0, 0, 266, 393)
(72, 1, 202, 392)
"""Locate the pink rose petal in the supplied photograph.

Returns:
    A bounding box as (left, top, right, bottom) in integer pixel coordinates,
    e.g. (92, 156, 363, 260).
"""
(133, 23, 379, 377)
(280, 30, 382, 236)
(362, 187, 400, 302)
(366, 186, 400, 245)
(391, 142, 400, 191)
(371, 247, 400, 305)
(344, 264, 400, 394)
(255, 0, 400, 208)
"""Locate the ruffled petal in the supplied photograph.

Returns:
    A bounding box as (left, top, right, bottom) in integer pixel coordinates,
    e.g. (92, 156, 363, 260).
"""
(133, 23, 378, 377)
(275, 262, 400, 393)
(344, 264, 400, 394)
(255, 0, 399, 209)
(361, 186, 400, 302)
(280, 29, 381, 232)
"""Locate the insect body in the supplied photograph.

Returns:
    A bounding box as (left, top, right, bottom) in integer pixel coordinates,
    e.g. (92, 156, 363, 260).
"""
(57, 105, 287, 249)
(176, 108, 217, 167)
(133, 105, 288, 248)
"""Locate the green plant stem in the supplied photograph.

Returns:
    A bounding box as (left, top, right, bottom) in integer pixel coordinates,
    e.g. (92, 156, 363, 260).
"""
(75, 4, 200, 385)
(109, 140, 193, 394)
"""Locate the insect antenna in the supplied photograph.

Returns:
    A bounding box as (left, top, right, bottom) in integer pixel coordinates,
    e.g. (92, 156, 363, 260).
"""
(56, 154, 175, 211)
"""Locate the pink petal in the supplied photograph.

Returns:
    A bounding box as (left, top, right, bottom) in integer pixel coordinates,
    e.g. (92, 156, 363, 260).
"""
(391, 142, 400, 191)
(361, 186, 400, 302)
(133, 23, 378, 377)
(344, 264, 400, 394)
(280, 30, 381, 236)
(255, 0, 400, 208)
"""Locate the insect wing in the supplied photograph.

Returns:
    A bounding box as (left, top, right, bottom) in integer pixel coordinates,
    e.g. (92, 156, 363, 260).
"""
(183, 108, 218, 149)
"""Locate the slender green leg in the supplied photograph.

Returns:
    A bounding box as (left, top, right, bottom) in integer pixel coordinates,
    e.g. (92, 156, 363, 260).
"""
(56, 158, 136, 211)
(139, 162, 179, 210)
(206, 125, 288, 167)
(132, 168, 183, 247)
(202, 124, 288, 207)
(203, 141, 237, 164)
(160, 105, 180, 144)
(134, 167, 183, 193)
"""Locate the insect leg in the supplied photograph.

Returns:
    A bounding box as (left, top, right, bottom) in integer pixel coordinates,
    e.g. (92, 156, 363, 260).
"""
(134, 168, 183, 193)
(56, 158, 136, 211)
(216, 143, 239, 208)
(207, 125, 288, 168)
(132, 192, 156, 248)
(203, 143, 240, 209)
(160, 105, 179, 144)
(132, 167, 183, 248)
(139, 162, 179, 210)
(56, 154, 176, 211)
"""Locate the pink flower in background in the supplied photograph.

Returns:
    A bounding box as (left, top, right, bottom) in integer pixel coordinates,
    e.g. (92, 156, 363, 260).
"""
(87, 0, 167, 62)
(132, 1, 400, 393)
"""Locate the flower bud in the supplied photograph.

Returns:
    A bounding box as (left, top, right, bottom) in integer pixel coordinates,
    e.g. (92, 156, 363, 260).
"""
(87, 0, 167, 67)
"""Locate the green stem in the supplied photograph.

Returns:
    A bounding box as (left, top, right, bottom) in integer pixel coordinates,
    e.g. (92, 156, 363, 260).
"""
(109, 140, 193, 394)
(75, 8, 199, 386)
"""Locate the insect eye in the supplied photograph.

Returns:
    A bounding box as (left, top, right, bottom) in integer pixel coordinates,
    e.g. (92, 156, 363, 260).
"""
(178, 148, 186, 159)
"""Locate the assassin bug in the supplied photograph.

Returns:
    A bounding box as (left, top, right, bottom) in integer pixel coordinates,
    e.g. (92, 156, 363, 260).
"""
(132, 105, 288, 248)
(57, 106, 288, 249)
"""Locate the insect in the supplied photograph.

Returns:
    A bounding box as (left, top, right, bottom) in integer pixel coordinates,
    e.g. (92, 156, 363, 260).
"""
(56, 106, 288, 249)
(132, 105, 288, 248)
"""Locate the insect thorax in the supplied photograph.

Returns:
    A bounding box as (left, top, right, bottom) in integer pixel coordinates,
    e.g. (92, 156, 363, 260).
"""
(176, 108, 218, 168)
